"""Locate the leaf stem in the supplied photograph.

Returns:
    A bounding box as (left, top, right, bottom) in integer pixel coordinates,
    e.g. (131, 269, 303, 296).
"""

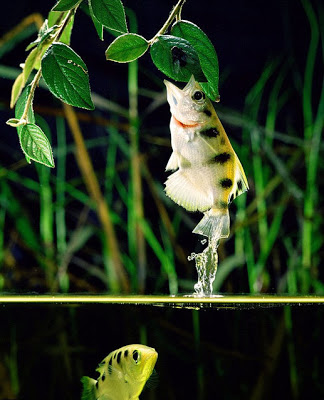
(20, 68, 42, 122)
(149, 0, 186, 43)
(19, 8, 76, 124)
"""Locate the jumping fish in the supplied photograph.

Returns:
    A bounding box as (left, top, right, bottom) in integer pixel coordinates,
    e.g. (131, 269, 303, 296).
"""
(164, 76, 248, 239)
(81, 344, 158, 400)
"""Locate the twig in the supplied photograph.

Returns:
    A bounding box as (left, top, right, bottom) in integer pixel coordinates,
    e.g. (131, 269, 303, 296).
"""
(149, 0, 187, 43)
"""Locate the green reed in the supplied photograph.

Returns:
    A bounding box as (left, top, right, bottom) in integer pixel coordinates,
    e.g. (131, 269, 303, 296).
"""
(300, 0, 324, 290)
(192, 310, 204, 400)
(35, 116, 55, 285)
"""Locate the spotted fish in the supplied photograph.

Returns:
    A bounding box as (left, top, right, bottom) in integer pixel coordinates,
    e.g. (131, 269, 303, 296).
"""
(81, 344, 158, 400)
(164, 75, 248, 239)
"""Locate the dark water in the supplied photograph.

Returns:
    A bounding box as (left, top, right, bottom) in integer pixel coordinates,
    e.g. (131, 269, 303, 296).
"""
(1, 299, 323, 399)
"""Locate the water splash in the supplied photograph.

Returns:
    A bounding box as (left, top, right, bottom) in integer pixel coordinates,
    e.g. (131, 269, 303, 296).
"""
(188, 237, 219, 297)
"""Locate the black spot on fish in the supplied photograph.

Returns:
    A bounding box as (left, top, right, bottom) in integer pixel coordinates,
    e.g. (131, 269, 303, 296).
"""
(220, 137, 226, 145)
(236, 190, 239, 197)
(203, 109, 212, 117)
(96, 381, 99, 389)
(108, 357, 112, 366)
(108, 365, 113, 375)
(124, 349, 128, 358)
(220, 178, 233, 188)
(237, 180, 243, 191)
(200, 127, 219, 138)
(211, 152, 231, 164)
(117, 351, 122, 364)
(229, 194, 234, 204)
(113, 352, 116, 359)
(171, 46, 187, 67)
(102, 374, 106, 382)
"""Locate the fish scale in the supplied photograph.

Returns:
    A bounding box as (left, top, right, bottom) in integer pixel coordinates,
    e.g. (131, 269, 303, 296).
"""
(164, 76, 248, 239)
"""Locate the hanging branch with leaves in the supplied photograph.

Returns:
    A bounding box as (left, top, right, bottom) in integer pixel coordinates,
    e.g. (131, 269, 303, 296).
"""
(6, 0, 220, 168)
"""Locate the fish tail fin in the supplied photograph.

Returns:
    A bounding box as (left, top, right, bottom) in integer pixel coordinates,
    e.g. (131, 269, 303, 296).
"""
(81, 376, 97, 400)
(193, 208, 230, 239)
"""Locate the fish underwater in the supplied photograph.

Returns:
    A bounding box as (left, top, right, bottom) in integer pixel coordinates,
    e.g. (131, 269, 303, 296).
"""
(81, 344, 158, 400)
(164, 75, 249, 240)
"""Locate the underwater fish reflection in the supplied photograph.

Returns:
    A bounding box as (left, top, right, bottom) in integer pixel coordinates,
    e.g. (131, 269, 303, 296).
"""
(81, 344, 158, 400)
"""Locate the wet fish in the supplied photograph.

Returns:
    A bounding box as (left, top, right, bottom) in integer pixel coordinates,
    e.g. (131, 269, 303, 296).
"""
(81, 344, 158, 400)
(164, 76, 248, 239)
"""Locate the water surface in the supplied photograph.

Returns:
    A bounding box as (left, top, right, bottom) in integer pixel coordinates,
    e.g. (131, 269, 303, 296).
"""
(1, 296, 323, 399)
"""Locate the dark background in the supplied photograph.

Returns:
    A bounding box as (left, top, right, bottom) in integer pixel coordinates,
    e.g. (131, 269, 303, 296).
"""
(0, 0, 309, 109)
(1, 2, 324, 400)
(0, 0, 321, 294)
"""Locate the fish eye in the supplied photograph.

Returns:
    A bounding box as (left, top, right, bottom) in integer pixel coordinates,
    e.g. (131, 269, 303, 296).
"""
(192, 91, 205, 101)
(132, 350, 140, 364)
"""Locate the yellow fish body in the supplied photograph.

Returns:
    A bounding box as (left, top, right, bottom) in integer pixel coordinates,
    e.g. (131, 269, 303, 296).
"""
(164, 76, 248, 239)
(81, 344, 158, 400)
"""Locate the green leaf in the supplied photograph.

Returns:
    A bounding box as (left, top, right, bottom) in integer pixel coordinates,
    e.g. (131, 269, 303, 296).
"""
(89, 4, 104, 40)
(48, 11, 64, 27)
(79, 1, 104, 40)
(15, 85, 35, 164)
(10, 47, 42, 108)
(60, 14, 75, 45)
(47, 11, 75, 45)
(150, 35, 206, 82)
(106, 33, 148, 62)
(23, 47, 39, 80)
(6, 118, 21, 127)
(10, 73, 25, 108)
(52, 0, 81, 11)
(26, 20, 59, 51)
(171, 21, 219, 101)
(89, 0, 127, 33)
(41, 43, 94, 109)
(19, 123, 55, 168)
(15, 85, 35, 126)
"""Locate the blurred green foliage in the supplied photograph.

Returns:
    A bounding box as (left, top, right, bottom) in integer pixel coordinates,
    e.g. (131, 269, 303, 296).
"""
(0, 0, 323, 296)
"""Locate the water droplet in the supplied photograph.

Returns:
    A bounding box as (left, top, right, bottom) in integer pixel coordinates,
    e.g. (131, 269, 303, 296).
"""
(187, 252, 197, 261)
(201, 239, 207, 245)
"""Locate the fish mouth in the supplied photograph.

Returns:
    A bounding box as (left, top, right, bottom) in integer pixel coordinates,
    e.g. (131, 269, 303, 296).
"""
(172, 115, 199, 129)
(164, 79, 200, 129)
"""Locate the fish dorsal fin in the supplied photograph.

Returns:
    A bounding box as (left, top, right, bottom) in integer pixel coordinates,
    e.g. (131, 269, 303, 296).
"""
(165, 169, 213, 212)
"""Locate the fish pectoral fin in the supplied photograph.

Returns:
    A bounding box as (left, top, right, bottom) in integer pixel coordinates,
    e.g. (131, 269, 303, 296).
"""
(165, 170, 212, 212)
(165, 151, 179, 171)
(81, 376, 97, 400)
